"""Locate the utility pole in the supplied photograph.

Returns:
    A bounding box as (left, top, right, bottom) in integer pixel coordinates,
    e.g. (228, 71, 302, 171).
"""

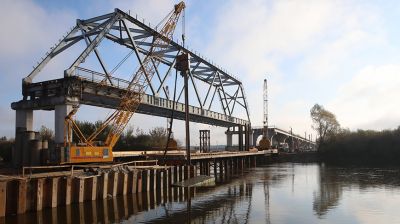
(176, 53, 191, 165)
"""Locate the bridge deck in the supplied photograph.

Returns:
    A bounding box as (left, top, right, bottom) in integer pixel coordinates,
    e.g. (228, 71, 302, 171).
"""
(12, 76, 248, 127)
(113, 150, 268, 161)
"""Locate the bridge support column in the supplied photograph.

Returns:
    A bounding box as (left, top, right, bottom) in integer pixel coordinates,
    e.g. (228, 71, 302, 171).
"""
(249, 126, 254, 147)
(213, 160, 217, 178)
(55, 104, 73, 144)
(226, 128, 233, 149)
(16, 109, 33, 132)
(245, 124, 249, 151)
(238, 125, 243, 151)
(14, 109, 33, 167)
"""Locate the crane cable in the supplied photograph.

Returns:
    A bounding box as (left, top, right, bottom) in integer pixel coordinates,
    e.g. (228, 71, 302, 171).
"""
(109, 7, 175, 78)
(162, 6, 185, 164)
(162, 70, 178, 163)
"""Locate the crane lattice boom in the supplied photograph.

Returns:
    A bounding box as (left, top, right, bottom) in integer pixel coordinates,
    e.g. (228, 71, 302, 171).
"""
(64, 2, 185, 163)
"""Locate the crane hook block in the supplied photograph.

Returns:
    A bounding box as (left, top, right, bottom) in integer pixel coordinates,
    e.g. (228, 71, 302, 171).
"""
(176, 53, 189, 72)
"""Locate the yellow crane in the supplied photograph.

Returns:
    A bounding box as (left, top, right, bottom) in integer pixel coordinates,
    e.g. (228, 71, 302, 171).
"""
(63, 2, 186, 163)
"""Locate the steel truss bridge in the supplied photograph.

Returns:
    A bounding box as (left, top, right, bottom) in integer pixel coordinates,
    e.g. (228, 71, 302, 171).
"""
(12, 8, 251, 144)
(252, 126, 315, 151)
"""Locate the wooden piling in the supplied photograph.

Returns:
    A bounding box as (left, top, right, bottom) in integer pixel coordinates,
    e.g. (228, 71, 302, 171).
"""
(122, 173, 128, 195)
(17, 179, 27, 214)
(100, 173, 109, 199)
(90, 177, 97, 201)
(219, 160, 224, 180)
(65, 177, 72, 205)
(142, 170, 150, 192)
(35, 178, 44, 211)
(152, 169, 157, 191)
(76, 178, 85, 203)
(131, 170, 138, 194)
(0, 182, 6, 217)
(137, 171, 142, 193)
(111, 172, 118, 197)
(184, 166, 189, 180)
(50, 178, 59, 208)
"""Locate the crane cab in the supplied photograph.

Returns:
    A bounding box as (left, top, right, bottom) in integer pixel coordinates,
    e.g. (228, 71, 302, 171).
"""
(60, 145, 113, 164)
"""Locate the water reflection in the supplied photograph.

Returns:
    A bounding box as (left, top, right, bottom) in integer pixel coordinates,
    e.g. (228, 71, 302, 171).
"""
(313, 165, 341, 217)
(313, 165, 400, 218)
(5, 163, 400, 224)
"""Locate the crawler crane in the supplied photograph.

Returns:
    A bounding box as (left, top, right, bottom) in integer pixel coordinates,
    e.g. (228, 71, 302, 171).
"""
(63, 2, 186, 163)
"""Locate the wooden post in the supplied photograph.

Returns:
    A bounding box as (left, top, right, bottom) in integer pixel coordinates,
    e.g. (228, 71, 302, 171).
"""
(224, 160, 229, 179)
(0, 181, 6, 217)
(213, 160, 217, 178)
(122, 173, 128, 195)
(65, 177, 72, 205)
(173, 166, 178, 184)
(184, 166, 189, 180)
(241, 157, 244, 172)
(90, 177, 97, 201)
(36, 178, 44, 211)
(168, 167, 174, 187)
(101, 173, 109, 199)
(219, 160, 224, 180)
(77, 178, 85, 203)
(230, 158, 234, 175)
(111, 172, 118, 197)
(163, 169, 168, 190)
(179, 166, 183, 182)
(143, 170, 150, 192)
(156, 170, 162, 191)
(150, 169, 156, 192)
(191, 165, 196, 178)
(132, 170, 138, 194)
(50, 178, 59, 208)
(137, 171, 142, 193)
(17, 180, 27, 214)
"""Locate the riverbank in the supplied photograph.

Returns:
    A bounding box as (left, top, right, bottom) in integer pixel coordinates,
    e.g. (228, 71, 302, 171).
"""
(263, 152, 320, 164)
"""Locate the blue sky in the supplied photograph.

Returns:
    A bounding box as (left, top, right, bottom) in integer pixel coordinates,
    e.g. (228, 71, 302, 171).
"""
(2, 0, 400, 144)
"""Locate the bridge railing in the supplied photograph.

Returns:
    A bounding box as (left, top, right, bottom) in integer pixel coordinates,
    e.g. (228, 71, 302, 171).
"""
(74, 67, 248, 126)
(75, 67, 131, 90)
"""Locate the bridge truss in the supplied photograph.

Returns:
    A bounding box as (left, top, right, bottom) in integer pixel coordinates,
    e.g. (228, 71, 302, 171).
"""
(21, 8, 250, 125)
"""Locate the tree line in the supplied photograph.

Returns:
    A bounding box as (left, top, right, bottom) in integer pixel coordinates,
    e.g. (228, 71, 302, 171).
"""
(70, 120, 173, 150)
(311, 104, 400, 165)
(0, 121, 175, 162)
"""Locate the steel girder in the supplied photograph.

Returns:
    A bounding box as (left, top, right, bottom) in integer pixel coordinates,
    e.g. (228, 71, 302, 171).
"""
(23, 8, 250, 123)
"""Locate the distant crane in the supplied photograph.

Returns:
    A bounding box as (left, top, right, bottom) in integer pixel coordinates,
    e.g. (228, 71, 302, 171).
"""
(64, 2, 186, 163)
(259, 78, 271, 150)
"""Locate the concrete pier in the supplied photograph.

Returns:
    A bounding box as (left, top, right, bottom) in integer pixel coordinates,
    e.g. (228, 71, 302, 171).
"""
(54, 104, 73, 144)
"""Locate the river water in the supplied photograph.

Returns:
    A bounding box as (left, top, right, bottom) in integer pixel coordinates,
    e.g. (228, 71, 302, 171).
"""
(6, 163, 400, 223)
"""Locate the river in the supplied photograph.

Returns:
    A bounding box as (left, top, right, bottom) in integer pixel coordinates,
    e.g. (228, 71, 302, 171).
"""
(5, 162, 400, 223)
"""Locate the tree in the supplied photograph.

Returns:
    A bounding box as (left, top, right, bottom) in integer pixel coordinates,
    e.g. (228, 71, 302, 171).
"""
(39, 125, 54, 141)
(310, 104, 340, 144)
(149, 127, 168, 148)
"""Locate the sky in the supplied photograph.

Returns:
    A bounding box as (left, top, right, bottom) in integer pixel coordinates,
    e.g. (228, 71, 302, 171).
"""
(1, 0, 400, 145)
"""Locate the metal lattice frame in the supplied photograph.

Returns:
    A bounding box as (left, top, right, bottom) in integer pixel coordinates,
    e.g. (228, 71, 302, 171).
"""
(24, 8, 250, 123)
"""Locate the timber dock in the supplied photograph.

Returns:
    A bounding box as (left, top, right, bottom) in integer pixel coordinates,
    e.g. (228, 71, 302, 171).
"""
(0, 150, 265, 217)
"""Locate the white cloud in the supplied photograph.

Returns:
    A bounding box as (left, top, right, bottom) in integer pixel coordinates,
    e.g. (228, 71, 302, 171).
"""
(0, 0, 77, 137)
(201, 0, 390, 136)
(110, 0, 179, 27)
(328, 64, 400, 130)
(0, 0, 76, 60)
